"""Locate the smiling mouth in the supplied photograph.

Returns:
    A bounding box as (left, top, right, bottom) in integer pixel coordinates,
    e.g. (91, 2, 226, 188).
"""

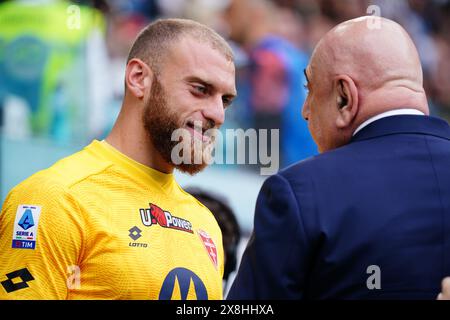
(186, 121, 211, 143)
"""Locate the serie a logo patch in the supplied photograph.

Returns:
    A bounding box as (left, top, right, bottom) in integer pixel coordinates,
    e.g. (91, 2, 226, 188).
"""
(11, 205, 41, 250)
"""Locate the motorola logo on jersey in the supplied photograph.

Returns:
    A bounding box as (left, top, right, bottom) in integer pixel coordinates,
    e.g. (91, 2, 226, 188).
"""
(140, 203, 193, 234)
(159, 267, 208, 300)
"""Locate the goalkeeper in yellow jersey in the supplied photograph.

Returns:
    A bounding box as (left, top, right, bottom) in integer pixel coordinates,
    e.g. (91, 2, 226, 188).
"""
(0, 18, 237, 300)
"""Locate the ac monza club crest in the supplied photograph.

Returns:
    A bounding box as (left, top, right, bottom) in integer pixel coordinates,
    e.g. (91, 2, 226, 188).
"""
(198, 229, 218, 269)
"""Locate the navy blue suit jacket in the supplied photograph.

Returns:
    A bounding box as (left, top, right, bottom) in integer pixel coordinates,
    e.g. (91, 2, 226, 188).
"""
(228, 115, 450, 300)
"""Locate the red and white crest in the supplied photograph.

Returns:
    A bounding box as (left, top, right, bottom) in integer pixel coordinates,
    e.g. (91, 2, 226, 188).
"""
(198, 229, 218, 269)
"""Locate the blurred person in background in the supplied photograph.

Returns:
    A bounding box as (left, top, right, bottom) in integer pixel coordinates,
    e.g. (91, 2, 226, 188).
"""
(372, 0, 442, 117)
(223, 0, 317, 169)
(0, 18, 236, 300)
(277, 0, 368, 54)
(0, 0, 111, 144)
(186, 187, 241, 296)
(100, 0, 160, 135)
(428, 1, 450, 124)
(319, 0, 369, 23)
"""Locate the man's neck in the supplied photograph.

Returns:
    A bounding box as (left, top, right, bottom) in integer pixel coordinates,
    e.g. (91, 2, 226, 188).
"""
(105, 109, 174, 174)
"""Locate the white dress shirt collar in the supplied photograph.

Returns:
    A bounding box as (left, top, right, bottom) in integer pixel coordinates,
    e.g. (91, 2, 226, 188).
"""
(353, 109, 425, 136)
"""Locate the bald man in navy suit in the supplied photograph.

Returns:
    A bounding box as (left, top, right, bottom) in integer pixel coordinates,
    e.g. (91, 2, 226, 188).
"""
(228, 16, 450, 300)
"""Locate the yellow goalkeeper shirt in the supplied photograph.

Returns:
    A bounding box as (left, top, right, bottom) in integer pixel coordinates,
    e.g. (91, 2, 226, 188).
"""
(0, 140, 224, 300)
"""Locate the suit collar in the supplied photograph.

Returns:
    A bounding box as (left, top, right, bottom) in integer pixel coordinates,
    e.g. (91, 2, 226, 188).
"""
(351, 115, 450, 143)
(352, 109, 425, 136)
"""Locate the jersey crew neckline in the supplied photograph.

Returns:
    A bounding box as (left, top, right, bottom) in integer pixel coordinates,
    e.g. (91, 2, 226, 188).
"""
(87, 140, 176, 192)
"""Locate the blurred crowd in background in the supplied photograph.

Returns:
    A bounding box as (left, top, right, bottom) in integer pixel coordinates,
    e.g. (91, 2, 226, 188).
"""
(1, 0, 450, 170)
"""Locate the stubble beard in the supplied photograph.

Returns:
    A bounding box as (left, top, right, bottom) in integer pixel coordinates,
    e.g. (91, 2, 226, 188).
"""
(142, 77, 214, 175)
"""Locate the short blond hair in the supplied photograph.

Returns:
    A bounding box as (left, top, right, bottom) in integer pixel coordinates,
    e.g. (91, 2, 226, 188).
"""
(127, 18, 234, 74)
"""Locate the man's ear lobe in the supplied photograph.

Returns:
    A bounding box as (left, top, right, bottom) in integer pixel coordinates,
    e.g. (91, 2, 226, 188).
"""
(335, 76, 358, 129)
(125, 59, 153, 99)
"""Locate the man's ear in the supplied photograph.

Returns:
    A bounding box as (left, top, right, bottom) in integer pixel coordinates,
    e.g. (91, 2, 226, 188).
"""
(334, 75, 358, 129)
(125, 58, 153, 99)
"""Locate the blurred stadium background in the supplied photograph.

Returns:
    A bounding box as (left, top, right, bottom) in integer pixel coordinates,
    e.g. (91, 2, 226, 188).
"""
(1, 0, 450, 239)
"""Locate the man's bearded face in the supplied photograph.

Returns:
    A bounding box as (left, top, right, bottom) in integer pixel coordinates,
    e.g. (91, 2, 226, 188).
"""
(143, 77, 215, 175)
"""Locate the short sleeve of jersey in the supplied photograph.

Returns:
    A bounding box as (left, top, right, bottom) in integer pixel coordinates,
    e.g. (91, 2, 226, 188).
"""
(0, 176, 85, 299)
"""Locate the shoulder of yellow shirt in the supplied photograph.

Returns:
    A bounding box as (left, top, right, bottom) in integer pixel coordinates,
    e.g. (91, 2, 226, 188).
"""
(12, 148, 111, 196)
(7, 147, 212, 214)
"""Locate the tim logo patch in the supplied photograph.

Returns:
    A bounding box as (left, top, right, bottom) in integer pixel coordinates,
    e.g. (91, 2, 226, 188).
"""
(12, 205, 41, 249)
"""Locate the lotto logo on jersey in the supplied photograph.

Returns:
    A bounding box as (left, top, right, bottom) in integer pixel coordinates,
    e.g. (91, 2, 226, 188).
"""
(140, 203, 193, 234)
(11, 205, 41, 249)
